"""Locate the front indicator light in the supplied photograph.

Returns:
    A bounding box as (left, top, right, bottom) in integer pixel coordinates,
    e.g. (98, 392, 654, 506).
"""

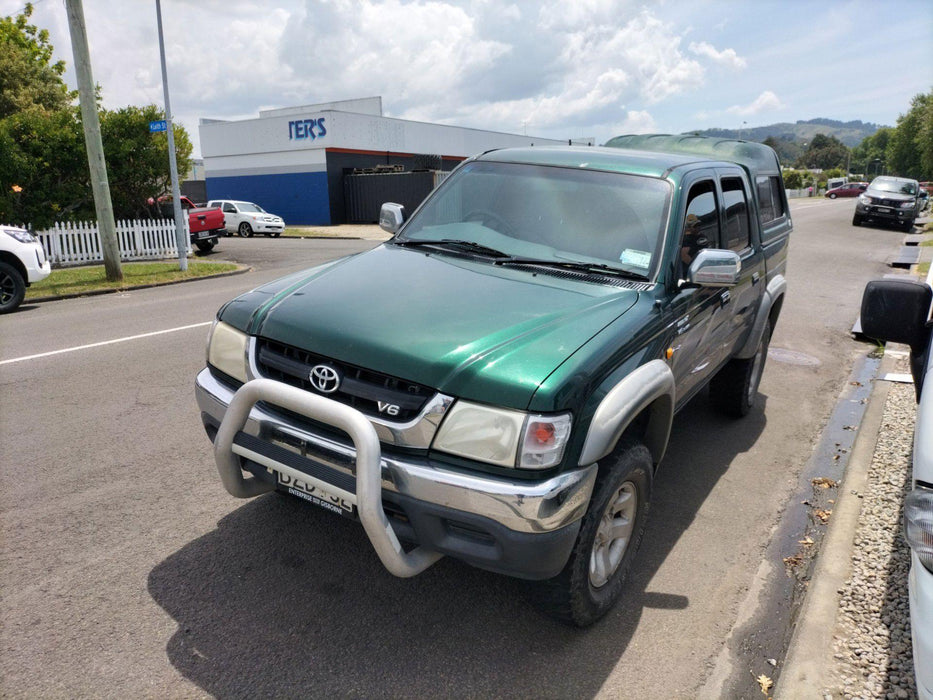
(905, 486, 933, 573)
(207, 321, 249, 384)
(520, 413, 572, 469)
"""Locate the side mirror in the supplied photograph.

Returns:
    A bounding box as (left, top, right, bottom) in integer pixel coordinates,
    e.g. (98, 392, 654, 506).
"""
(861, 279, 931, 351)
(687, 249, 741, 287)
(379, 202, 406, 234)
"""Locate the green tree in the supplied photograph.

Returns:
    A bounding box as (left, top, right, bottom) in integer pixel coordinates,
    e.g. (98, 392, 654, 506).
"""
(101, 105, 192, 219)
(794, 133, 849, 171)
(0, 3, 73, 119)
(782, 170, 803, 189)
(850, 127, 893, 175)
(0, 107, 89, 227)
(886, 91, 932, 180)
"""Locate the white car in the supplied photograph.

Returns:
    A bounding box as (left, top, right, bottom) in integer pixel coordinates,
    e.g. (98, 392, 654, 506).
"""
(206, 200, 285, 238)
(0, 225, 51, 313)
(861, 277, 933, 699)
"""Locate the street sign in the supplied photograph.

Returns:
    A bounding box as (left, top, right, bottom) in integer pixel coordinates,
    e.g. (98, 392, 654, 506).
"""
(149, 120, 168, 133)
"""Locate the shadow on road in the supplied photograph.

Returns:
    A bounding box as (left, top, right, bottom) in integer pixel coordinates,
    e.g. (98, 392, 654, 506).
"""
(149, 391, 767, 697)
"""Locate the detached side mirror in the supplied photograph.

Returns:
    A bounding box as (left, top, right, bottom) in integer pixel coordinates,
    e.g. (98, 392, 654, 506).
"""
(861, 279, 931, 351)
(687, 249, 741, 287)
(861, 279, 932, 397)
(379, 202, 406, 234)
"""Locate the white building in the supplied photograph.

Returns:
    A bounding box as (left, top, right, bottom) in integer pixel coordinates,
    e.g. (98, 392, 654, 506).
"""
(200, 97, 593, 225)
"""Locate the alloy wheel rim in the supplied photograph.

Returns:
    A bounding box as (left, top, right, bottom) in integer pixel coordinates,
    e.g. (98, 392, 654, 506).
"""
(0, 273, 14, 305)
(589, 481, 637, 588)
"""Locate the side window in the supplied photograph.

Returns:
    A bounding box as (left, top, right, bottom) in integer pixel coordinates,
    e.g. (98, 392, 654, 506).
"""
(756, 176, 786, 225)
(681, 180, 719, 275)
(721, 177, 750, 251)
(223, 203, 236, 213)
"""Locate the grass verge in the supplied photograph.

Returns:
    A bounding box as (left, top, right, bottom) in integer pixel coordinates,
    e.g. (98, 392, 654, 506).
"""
(25, 260, 240, 299)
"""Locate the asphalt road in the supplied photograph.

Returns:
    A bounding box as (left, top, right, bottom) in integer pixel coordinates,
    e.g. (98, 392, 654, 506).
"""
(0, 200, 905, 698)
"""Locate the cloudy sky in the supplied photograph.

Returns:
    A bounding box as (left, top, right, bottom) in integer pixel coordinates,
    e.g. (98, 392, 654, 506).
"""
(3, 0, 932, 157)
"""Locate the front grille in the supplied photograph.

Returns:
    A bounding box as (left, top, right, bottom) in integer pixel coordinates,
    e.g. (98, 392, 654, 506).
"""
(255, 338, 434, 422)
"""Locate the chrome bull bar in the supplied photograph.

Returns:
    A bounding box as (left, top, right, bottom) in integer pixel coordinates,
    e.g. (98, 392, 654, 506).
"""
(213, 378, 443, 577)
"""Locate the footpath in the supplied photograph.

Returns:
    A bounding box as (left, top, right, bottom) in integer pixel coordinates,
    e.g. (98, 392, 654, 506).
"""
(778, 217, 931, 699)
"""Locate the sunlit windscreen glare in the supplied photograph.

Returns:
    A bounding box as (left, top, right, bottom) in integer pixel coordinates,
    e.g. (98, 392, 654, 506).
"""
(401, 161, 671, 274)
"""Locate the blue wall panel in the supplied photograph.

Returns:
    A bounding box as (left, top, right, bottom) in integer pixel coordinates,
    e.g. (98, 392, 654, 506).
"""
(205, 171, 331, 225)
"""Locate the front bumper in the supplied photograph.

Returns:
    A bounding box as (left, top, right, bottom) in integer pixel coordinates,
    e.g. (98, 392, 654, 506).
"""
(855, 201, 916, 224)
(196, 369, 596, 579)
(24, 242, 51, 284)
(910, 550, 933, 699)
(252, 221, 285, 234)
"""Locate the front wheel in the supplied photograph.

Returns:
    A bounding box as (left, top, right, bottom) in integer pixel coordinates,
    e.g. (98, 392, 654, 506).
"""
(710, 319, 771, 417)
(238, 222, 253, 237)
(0, 261, 27, 314)
(852, 213, 862, 226)
(828, 193, 837, 199)
(527, 440, 651, 627)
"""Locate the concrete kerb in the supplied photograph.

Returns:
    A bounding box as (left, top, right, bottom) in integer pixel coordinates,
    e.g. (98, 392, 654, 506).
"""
(24, 264, 251, 305)
(775, 346, 902, 697)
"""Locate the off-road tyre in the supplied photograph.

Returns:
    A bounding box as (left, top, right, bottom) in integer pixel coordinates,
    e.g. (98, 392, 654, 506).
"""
(238, 222, 253, 238)
(527, 440, 651, 627)
(195, 239, 215, 253)
(0, 261, 26, 314)
(710, 319, 771, 418)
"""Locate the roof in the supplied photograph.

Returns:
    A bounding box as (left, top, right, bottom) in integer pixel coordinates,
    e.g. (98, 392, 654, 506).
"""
(475, 133, 784, 181)
(475, 145, 702, 178)
(605, 134, 784, 178)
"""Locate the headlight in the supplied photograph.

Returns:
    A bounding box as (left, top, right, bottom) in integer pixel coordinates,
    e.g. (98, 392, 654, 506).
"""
(433, 400, 572, 469)
(858, 194, 872, 205)
(900, 200, 915, 209)
(905, 485, 933, 572)
(4, 228, 36, 244)
(207, 321, 249, 383)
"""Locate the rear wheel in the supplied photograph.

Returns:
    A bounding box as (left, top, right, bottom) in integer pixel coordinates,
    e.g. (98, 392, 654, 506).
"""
(238, 222, 253, 237)
(0, 261, 26, 314)
(710, 319, 771, 417)
(527, 440, 651, 627)
(195, 239, 215, 252)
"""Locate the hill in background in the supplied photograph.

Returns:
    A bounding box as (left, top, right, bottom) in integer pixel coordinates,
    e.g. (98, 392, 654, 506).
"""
(692, 118, 884, 147)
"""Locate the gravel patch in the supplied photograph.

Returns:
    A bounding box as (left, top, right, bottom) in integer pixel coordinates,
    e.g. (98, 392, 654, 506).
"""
(826, 369, 918, 700)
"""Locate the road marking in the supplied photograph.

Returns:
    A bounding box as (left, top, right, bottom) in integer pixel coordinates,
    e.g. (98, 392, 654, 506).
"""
(0, 321, 213, 366)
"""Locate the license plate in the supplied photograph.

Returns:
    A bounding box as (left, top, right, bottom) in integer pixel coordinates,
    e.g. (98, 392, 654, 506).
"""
(875, 206, 892, 213)
(197, 231, 211, 238)
(276, 471, 355, 516)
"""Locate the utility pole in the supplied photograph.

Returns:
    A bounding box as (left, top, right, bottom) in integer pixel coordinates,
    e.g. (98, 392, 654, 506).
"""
(65, 0, 122, 282)
(155, 0, 187, 271)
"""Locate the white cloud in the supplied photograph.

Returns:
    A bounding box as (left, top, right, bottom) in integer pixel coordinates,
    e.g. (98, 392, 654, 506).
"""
(727, 91, 785, 116)
(612, 110, 657, 135)
(688, 41, 746, 69)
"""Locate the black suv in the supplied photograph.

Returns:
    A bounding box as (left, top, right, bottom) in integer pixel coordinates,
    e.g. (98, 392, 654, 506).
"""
(853, 176, 922, 231)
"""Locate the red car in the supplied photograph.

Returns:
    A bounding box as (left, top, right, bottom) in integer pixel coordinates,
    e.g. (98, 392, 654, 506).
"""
(826, 182, 868, 198)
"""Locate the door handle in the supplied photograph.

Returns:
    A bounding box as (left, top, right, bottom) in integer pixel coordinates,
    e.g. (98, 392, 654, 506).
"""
(719, 290, 731, 307)
(752, 271, 760, 285)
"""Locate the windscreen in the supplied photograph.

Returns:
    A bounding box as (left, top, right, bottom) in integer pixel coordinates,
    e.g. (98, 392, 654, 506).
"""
(871, 178, 918, 195)
(400, 161, 671, 277)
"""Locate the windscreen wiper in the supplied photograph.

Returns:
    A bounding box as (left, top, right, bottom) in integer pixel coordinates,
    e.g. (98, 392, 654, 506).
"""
(393, 238, 510, 258)
(493, 257, 650, 281)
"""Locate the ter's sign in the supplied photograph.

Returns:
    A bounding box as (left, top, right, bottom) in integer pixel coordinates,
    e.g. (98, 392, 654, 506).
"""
(288, 118, 326, 141)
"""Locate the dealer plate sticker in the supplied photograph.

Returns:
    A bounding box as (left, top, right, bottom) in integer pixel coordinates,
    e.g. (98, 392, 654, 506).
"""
(276, 472, 354, 516)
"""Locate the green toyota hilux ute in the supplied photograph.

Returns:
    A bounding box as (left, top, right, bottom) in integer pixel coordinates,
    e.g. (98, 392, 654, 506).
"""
(196, 134, 791, 626)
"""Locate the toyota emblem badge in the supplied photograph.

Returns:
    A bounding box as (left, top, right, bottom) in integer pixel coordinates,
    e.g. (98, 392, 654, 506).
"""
(309, 364, 341, 394)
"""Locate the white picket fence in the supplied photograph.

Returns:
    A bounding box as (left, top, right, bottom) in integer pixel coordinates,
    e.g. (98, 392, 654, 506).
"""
(31, 219, 192, 267)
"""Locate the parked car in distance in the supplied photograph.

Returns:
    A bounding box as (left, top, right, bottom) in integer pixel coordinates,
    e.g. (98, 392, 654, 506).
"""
(196, 135, 792, 626)
(0, 225, 51, 313)
(151, 195, 225, 252)
(826, 182, 867, 198)
(853, 176, 922, 231)
(206, 200, 285, 238)
(861, 277, 933, 700)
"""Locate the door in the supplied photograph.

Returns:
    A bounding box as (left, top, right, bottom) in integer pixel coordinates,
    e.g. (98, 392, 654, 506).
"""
(668, 175, 723, 408)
